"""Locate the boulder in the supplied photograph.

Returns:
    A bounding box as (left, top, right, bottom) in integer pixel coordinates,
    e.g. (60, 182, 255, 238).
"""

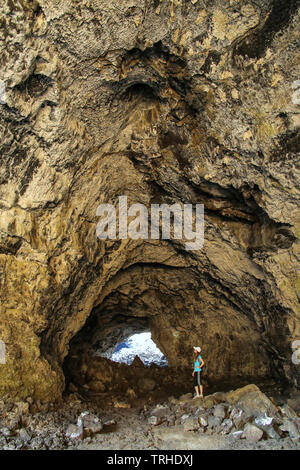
(183, 417, 199, 432)
(220, 419, 234, 435)
(279, 418, 300, 440)
(210, 392, 228, 403)
(243, 423, 264, 442)
(279, 404, 299, 420)
(229, 408, 250, 430)
(254, 415, 280, 439)
(287, 392, 300, 414)
(226, 384, 279, 418)
(207, 415, 222, 429)
(201, 392, 227, 409)
(202, 396, 219, 409)
(213, 404, 226, 419)
(151, 405, 170, 419)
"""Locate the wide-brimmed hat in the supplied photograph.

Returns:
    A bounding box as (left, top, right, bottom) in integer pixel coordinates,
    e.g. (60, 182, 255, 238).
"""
(193, 346, 201, 352)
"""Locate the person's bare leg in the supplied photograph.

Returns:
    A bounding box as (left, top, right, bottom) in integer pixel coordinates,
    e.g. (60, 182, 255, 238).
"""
(200, 385, 204, 398)
(194, 386, 200, 398)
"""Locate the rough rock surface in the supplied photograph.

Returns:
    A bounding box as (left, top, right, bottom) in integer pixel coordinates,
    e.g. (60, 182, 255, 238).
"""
(0, 0, 299, 401)
(0, 384, 299, 450)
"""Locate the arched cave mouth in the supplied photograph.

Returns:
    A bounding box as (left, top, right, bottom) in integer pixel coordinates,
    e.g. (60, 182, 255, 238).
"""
(105, 332, 168, 367)
(62, 310, 181, 402)
(59, 256, 294, 403)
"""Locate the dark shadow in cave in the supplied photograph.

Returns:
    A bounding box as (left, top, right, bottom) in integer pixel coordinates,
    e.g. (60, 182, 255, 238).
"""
(233, 0, 299, 60)
(62, 309, 186, 402)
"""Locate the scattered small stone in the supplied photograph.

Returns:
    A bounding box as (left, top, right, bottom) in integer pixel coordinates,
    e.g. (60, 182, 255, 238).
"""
(180, 414, 190, 424)
(254, 414, 273, 427)
(287, 393, 300, 414)
(254, 414, 280, 439)
(148, 415, 163, 426)
(220, 419, 233, 435)
(279, 404, 299, 420)
(151, 405, 170, 419)
(113, 401, 131, 409)
(77, 411, 103, 435)
(230, 430, 243, 440)
(231, 409, 250, 430)
(13, 438, 23, 450)
(6, 413, 20, 431)
(1, 427, 12, 437)
(65, 424, 84, 440)
(198, 416, 208, 427)
(15, 402, 30, 416)
(167, 415, 176, 427)
(213, 404, 226, 419)
(18, 428, 32, 443)
(0, 383, 299, 450)
(103, 419, 116, 427)
(230, 407, 242, 420)
(168, 396, 179, 405)
(279, 418, 300, 440)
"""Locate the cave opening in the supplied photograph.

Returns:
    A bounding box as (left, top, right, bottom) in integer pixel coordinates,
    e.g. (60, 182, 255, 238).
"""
(62, 306, 188, 404)
(106, 332, 168, 368)
(58, 255, 295, 405)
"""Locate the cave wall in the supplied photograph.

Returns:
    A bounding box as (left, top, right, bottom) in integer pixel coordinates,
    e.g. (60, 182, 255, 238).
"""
(0, 0, 299, 401)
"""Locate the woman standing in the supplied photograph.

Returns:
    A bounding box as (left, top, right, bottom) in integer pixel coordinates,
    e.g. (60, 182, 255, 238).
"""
(192, 346, 205, 399)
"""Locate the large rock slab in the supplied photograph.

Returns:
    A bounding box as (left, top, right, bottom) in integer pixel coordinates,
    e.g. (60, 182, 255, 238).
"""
(226, 385, 279, 417)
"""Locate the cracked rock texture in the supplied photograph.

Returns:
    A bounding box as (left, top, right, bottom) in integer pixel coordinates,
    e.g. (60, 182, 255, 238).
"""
(0, 0, 299, 402)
